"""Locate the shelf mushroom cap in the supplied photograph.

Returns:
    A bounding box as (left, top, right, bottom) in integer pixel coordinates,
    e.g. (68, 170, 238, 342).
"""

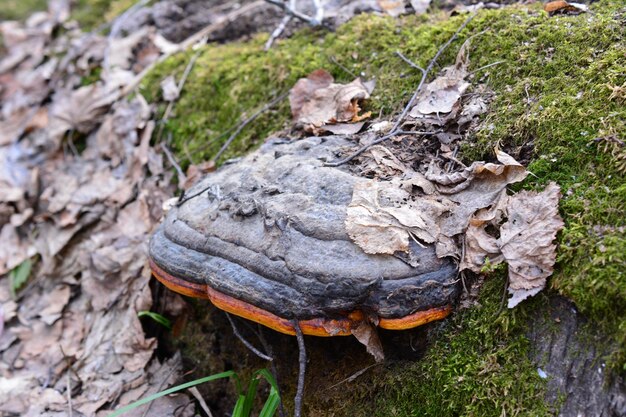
(149, 136, 459, 336)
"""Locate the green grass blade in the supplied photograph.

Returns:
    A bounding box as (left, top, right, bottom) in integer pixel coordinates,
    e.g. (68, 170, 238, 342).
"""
(109, 370, 237, 417)
(9, 259, 32, 298)
(241, 374, 261, 416)
(231, 394, 247, 417)
(259, 388, 280, 417)
(137, 311, 172, 329)
(255, 369, 280, 392)
(254, 369, 281, 417)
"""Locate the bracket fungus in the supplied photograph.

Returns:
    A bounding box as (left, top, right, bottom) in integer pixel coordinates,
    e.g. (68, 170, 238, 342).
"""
(149, 136, 460, 338)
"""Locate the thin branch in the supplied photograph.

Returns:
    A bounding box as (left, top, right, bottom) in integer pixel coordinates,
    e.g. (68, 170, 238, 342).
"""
(66, 371, 73, 417)
(121, 1, 266, 96)
(326, 363, 380, 390)
(188, 387, 214, 417)
(264, 0, 322, 25)
(292, 320, 306, 417)
(394, 51, 426, 75)
(328, 56, 358, 79)
(394, 130, 441, 135)
(225, 313, 273, 361)
(265, 0, 295, 50)
(257, 325, 286, 417)
(156, 51, 201, 143)
(212, 92, 288, 163)
(469, 60, 505, 75)
(265, 15, 292, 50)
(161, 142, 187, 185)
(324, 14, 475, 167)
(312, 0, 324, 24)
(141, 365, 177, 417)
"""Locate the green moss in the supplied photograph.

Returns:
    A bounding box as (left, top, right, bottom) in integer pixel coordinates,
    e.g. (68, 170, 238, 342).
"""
(71, 0, 137, 30)
(461, 3, 626, 368)
(144, 1, 625, 413)
(349, 278, 551, 417)
(0, 0, 48, 21)
(0, 0, 137, 29)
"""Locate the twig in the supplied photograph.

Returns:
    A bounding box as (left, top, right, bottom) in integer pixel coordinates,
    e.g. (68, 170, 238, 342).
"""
(328, 56, 358, 78)
(292, 320, 306, 417)
(161, 142, 187, 185)
(265, 0, 295, 50)
(324, 14, 475, 167)
(265, 15, 292, 50)
(66, 371, 73, 417)
(188, 387, 214, 417)
(156, 51, 201, 143)
(264, 0, 322, 25)
(141, 365, 177, 417)
(326, 363, 380, 390)
(212, 92, 288, 163)
(470, 60, 505, 75)
(312, 0, 324, 24)
(257, 325, 286, 417)
(395, 130, 441, 136)
(496, 277, 509, 317)
(394, 51, 426, 74)
(225, 313, 273, 361)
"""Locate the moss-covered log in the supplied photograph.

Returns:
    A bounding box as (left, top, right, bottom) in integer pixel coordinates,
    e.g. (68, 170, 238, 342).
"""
(141, 2, 625, 415)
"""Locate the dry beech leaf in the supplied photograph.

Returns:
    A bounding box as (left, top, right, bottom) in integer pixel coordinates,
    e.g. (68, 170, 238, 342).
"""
(410, 0, 431, 14)
(461, 182, 564, 308)
(378, 0, 406, 17)
(351, 321, 385, 363)
(49, 84, 120, 134)
(160, 75, 180, 101)
(544, 0, 588, 15)
(501, 182, 564, 307)
(289, 69, 373, 134)
(346, 149, 527, 259)
(410, 39, 470, 119)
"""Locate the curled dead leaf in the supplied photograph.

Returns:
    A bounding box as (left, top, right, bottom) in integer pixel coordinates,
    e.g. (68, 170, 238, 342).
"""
(289, 69, 373, 134)
(461, 182, 564, 308)
(544, 1, 588, 15)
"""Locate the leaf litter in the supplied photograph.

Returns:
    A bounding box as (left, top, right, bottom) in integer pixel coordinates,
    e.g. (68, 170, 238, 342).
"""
(289, 68, 375, 135)
(339, 35, 563, 310)
(0, 1, 200, 415)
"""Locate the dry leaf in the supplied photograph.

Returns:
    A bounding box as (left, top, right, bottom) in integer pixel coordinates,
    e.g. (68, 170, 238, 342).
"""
(544, 1, 588, 15)
(410, 0, 431, 14)
(378, 0, 406, 17)
(351, 321, 385, 362)
(346, 177, 450, 254)
(461, 182, 564, 307)
(49, 84, 120, 134)
(502, 182, 563, 307)
(289, 69, 373, 134)
(410, 41, 470, 119)
(160, 75, 180, 101)
(347, 149, 528, 258)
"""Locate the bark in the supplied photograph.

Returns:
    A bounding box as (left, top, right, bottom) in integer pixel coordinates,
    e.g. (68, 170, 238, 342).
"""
(527, 296, 626, 417)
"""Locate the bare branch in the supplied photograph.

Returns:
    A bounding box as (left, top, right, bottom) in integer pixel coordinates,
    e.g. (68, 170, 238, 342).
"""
(212, 92, 288, 163)
(292, 320, 307, 417)
(264, 0, 323, 25)
(225, 313, 274, 361)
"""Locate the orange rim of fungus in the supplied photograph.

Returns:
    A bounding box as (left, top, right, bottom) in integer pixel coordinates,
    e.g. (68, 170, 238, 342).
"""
(149, 259, 452, 337)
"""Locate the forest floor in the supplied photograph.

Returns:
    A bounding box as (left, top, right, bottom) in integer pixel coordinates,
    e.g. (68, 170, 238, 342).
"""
(0, 0, 624, 416)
